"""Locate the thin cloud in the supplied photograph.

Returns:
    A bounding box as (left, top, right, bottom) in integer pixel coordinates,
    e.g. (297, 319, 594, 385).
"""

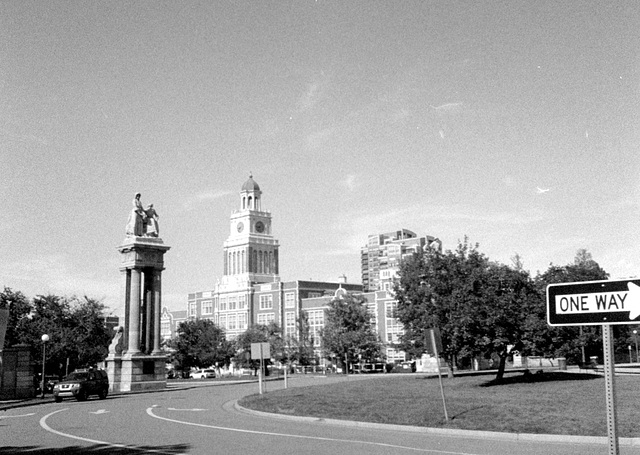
(342, 174, 360, 191)
(183, 190, 233, 210)
(305, 127, 336, 150)
(331, 202, 549, 254)
(430, 102, 463, 112)
(297, 82, 321, 112)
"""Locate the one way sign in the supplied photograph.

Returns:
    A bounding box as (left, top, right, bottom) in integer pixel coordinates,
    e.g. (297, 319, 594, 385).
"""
(547, 279, 640, 326)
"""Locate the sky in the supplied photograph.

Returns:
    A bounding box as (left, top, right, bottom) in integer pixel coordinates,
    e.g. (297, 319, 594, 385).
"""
(2, 1, 639, 317)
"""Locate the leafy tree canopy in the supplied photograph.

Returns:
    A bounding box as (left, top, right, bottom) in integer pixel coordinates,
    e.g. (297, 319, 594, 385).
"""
(321, 293, 383, 370)
(3, 292, 112, 376)
(168, 318, 233, 371)
(284, 312, 315, 366)
(394, 239, 539, 381)
(0, 287, 32, 349)
(234, 322, 283, 372)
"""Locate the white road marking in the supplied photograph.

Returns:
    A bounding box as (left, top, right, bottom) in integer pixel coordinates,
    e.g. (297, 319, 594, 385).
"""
(40, 409, 183, 455)
(146, 406, 478, 454)
(89, 409, 109, 414)
(167, 408, 207, 411)
(0, 412, 36, 419)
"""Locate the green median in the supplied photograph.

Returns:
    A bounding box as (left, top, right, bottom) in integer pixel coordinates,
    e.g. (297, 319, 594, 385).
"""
(239, 371, 640, 438)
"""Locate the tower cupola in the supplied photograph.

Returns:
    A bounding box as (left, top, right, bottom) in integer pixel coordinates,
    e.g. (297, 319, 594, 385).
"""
(241, 174, 262, 211)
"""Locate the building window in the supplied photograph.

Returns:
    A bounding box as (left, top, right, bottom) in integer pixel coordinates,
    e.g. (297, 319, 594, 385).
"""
(257, 313, 275, 325)
(188, 302, 196, 317)
(386, 302, 403, 343)
(161, 320, 170, 336)
(214, 296, 219, 311)
(228, 314, 237, 330)
(368, 303, 378, 330)
(285, 311, 296, 338)
(285, 292, 295, 308)
(219, 314, 227, 329)
(238, 295, 247, 309)
(228, 296, 237, 310)
(386, 348, 405, 363)
(307, 309, 324, 346)
(238, 312, 248, 329)
(308, 292, 322, 298)
(201, 300, 213, 315)
(220, 297, 227, 311)
(259, 294, 273, 310)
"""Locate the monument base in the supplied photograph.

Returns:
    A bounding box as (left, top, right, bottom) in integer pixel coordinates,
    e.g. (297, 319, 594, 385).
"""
(106, 354, 166, 393)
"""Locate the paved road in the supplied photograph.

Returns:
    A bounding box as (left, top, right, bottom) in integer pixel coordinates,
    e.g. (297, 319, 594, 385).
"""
(1, 375, 637, 455)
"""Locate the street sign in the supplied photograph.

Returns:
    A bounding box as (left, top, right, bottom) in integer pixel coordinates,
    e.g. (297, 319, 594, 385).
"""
(547, 279, 640, 326)
(250, 342, 270, 359)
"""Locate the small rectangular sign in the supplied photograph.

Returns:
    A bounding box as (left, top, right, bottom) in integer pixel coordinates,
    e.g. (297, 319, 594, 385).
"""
(547, 279, 640, 326)
(250, 342, 270, 359)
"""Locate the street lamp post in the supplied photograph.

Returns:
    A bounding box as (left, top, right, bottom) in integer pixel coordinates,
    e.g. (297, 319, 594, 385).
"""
(629, 345, 632, 364)
(634, 330, 638, 363)
(40, 334, 49, 399)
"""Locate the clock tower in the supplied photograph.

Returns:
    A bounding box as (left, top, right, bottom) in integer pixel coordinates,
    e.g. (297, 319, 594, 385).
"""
(222, 174, 279, 285)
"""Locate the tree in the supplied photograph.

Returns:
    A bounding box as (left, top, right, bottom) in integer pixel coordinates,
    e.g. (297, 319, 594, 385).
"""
(394, 239, 540, 381)
(321, 293, 383, 373)
(467, 262, 540, 381)
(235, 323, 283, 375)
(284, 313, 315, 367)
(70, 297, 113, 369)
(0, 287, 32, 349)
(11, 294, 112, 377)
(168, 319, 233, 374)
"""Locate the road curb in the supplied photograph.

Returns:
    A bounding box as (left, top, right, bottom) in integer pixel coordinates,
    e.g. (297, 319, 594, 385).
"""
(234, 401, 640, 447)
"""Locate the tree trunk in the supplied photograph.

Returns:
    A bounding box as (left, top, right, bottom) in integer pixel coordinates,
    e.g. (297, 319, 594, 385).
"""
(446, 355, 454, 379)
(495, 353, 507, 382)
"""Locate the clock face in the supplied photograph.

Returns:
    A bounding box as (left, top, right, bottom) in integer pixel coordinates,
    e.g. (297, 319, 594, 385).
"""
(255, 221, 265, 233)
(237, 222, 244, 233)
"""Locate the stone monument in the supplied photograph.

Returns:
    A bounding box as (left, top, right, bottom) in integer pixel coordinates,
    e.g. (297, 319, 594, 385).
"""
(106, 193, 170, 393)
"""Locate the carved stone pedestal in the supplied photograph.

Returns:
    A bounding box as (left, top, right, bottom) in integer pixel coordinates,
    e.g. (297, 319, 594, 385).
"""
(107, 354, 167, 393)
(106, 236, 170, 393)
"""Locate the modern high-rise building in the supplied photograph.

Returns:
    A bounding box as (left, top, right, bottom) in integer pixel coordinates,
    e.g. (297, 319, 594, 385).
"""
(361, 229, 441, 292)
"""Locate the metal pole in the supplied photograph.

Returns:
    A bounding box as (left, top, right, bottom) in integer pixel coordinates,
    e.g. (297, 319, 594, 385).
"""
(430, 329, 448, 421)
(634, 330, 638, 363)
(259, 343, 263, 395)
(284, 360, 288, 389)
(40, 343, 46, 399)
(602, 324, 619, 455)
(344, 351, 349, 377)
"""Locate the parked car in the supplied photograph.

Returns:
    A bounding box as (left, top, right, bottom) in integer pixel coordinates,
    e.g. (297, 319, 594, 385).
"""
(190, 369, 216, 379)
(53, 368, 109, 402)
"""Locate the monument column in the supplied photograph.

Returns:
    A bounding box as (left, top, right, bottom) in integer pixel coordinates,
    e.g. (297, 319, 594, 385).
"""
(144, 269, 153, 354)
(107, 192, 170, 393)
(151, 270, 162, 355)
(127, 269, 142, 355)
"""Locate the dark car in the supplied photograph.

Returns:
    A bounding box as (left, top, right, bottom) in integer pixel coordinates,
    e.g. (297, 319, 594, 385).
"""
(53, 369, 109, 402)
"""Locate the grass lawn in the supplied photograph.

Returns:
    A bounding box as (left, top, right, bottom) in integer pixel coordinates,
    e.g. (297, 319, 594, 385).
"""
(238, 371, 640, 438)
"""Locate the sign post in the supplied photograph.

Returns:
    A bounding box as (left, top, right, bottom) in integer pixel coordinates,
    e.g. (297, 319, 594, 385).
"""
(546, 279, 640, 455)
(427, 328, 448, 421)
(251, 342, 270, 395)
(602, 324, 619, 455)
